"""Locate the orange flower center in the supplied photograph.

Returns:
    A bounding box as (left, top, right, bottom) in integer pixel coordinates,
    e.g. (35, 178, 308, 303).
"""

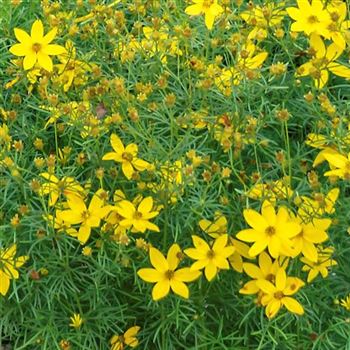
(81, 210, 91, 221)
(274, 291, 284, 299)
(206, 249, 215, 259)
(122, 152, 133, 161)
(165, 270, 174, 279)
(307, 15, 319, 24)
(265, 226, 276, 236)
(203, 0, 214, 9)
(133, 211, 143, 219)
(32, 43, 42, 53)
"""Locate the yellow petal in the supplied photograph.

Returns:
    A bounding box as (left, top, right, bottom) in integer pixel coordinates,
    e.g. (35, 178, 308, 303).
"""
(31, 19, 44, 42)
(23, 52, 37, 70)
(282, 297, 304, 315)
(167, 244, 181, 270)
(275, 268, 286, 290)
(204, 262, 217, 281)
(43, 44, 66, 55)
(37, 52, 53, 72)
(138, 197, 153, 214)
(185, 4, 202, 16)
(78, 225, 91, 244)
(243, 209, 268, 231)
(174, 268, 201, 282)
(43, 27, 57, 44)
(0, 272, 10, 296)
(152, 280, 170, 300)
(14, 28, 31, 43)
(249, 239, 268, 257)
(122, 161, 134, 180)
(137, 268, 163, 282)
(150, 247, 168, 272)
(9, 43, 29, 56)
(170, 280, 189, 299)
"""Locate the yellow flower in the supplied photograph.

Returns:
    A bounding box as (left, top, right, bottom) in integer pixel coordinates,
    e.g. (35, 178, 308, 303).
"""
(239, 252, 285, 295)
(286, 0, 331, 37)
(240, 2, 286, 40)
(296, 188, 339, 219)
(82, 246, 92, 256)
(55, 40, 93, 92)
(340, 294, 350, 311)
(184, 234, 235, 281)
(301, 246, 337, 282)
(297, 34, 350, 89)
(69, 313, 83, 329)
(115, 196, 160, 233)
(59, 189, 111, 244)
(257, 268, 305, 319)
(323, 150, 350, 179)
(324, 1, 350, 49)
(291, 218, 330, 262)
(39, 172, 84, 206)
(110, 326, 140, 350)
(9, 19, 66, 71)
(0, 244, 28, 296)
(138, 244, 201, 300)
(236, 201, 301, 258)
(199, 212, 227, 238)
(102, 133, 150, 180)
(185, 0, 224, 30)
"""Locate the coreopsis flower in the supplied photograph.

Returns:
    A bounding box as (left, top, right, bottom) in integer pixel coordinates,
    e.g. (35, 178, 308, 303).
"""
(0, 244, 28, 296)
(301, 246, 337, 282)
(340, 294, 350, 311)
(324, 1, 350, 49)
(199, 212, 227, 238)
(39, 172, 84, 206)
(9, 19, 66, 71)
(138, 244, 201, 300)
(239, 252, 285, 295)
(215, 42, 268, 89)
(114, 196, 160, 233)
(286, 0, 331, 37)
(296, 188, 339, 219)
(184, 234, 235, 281)
(102, 134, 151, 180)
(236, 201, 301, 258)
(110, 326, 140, 350)
(185, 0, 224, 30)
(296, 34, 350, 89)
(257, 268, 305, 319)
(44, 211, 78, 238)
(240, 2, 286, 40)
(59, 190, 111, 244)
(198, 213, 250, 272)
(291, 218, 330, 262)
(55, 40, 93, 92)
(323, 150, 350, 179)
(69, 313, 83, 329)
(247, 177, 293, 202)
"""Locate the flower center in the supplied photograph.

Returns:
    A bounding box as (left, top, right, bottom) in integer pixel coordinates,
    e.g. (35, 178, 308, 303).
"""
(206, 249, 215, 259)
(265, 226, 276, 236)
(274, 291, 284, 299)
(307, 15, 319, 24)
(122, 152, 133, 161)
(165, 270, 174, 279)
(81, 210, 91, 221)
(133, 211, 143, 219)
(32, 43, 42, 53)
(266, 273, 275, 282)
(203, 0, 214, 9)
